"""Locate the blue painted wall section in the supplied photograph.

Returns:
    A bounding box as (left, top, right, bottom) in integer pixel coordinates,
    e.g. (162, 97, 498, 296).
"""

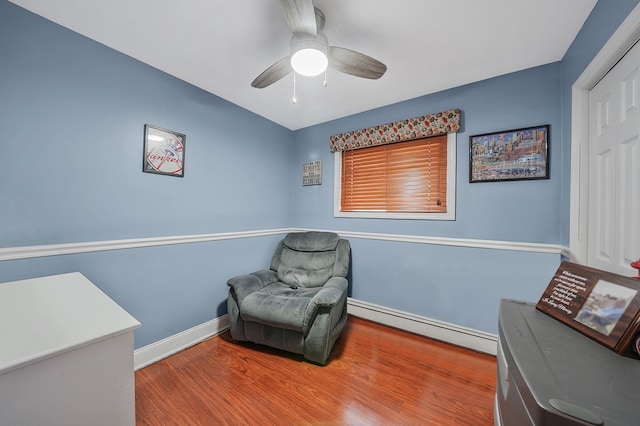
(0, 2, 293, 247)
(293, 64, 562, 243)
(1, 0, 639, 346)
(0, 235, 285, 348)
(292, 64, 564, 333)
(0, 1, 293, 348)
(346, 238, 560, 333)
(292, 0, 640, 334)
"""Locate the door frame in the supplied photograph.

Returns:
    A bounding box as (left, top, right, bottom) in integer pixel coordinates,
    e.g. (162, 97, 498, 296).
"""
(570, 3, 640, 263)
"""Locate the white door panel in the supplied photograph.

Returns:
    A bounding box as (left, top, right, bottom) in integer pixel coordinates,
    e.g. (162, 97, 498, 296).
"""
(619, 137, 639, 268)
(588, 41, 640, 276)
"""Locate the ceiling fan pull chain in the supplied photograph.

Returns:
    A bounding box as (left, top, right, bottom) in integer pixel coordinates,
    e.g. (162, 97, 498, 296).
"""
(324, 45, 328, 87)
(293, 72, 297, 104)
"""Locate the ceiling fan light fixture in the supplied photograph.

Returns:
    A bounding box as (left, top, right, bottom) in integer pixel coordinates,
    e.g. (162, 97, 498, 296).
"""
(251, 5, 386, 89)
(290, 34, 328, 77)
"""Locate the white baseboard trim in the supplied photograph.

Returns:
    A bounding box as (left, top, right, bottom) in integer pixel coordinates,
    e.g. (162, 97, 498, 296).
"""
(133, 300, 496, 370)
(347, 298, 498, 356)
(134, 315, 229, 370)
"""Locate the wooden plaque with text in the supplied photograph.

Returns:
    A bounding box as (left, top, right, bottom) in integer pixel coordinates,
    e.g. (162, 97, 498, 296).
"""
(536, 261, 640, 354)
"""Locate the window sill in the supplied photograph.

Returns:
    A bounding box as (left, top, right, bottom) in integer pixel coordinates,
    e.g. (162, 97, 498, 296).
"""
(334, 210, 455, 221)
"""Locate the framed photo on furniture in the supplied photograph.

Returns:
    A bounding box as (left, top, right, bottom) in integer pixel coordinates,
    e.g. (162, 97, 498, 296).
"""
(536, 261, 640, 355)
(469, 125, 549, 183)
(143, 124, 186, 177)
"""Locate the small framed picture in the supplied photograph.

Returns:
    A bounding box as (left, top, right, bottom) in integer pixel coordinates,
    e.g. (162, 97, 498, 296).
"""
(470, 125, 549, 183)
(536, 261, 640, 355)
(143, 124, 186, 177)
(302, 160, 322, 186)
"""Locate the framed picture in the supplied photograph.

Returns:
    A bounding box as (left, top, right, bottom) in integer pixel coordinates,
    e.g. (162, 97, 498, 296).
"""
(536, 261, 640, 355)
(469, 125, 549, 183)
(302, 160, 322, 186)
(143, 124, 186, 177)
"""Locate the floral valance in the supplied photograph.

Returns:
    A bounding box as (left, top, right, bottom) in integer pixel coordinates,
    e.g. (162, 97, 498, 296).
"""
(329, 108, 461, 152)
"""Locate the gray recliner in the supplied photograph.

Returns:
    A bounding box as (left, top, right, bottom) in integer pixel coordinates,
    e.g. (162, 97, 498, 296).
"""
(226, 231, 350, 365)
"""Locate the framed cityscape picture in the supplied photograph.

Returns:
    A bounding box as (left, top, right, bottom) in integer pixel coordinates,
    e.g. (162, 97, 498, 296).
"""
(143, 124, 186, 177)
(469, 125, 549, 183)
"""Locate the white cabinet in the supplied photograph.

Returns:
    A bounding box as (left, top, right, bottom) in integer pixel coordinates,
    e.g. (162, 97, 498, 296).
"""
(0, 272, 141, 426)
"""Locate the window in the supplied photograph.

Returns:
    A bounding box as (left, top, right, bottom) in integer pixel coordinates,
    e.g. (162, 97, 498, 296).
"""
(334, 133, 456, 220)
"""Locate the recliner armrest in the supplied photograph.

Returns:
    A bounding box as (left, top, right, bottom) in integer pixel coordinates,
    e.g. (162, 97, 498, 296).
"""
(321, 276, 348, 295)
(227, 270, 278, 304)
(302, 277, 348, 333)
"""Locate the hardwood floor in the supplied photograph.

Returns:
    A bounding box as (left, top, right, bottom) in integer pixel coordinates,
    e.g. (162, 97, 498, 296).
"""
(135, 316, 497, 425)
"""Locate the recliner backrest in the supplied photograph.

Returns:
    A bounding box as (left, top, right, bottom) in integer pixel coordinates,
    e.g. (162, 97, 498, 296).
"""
(270, 232, 349, 288)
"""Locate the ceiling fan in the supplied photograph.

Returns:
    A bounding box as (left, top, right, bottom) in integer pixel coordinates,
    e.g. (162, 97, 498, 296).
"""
(251, 0, 387, 89)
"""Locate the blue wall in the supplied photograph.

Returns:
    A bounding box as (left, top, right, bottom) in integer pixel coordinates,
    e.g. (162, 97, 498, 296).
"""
(291, 0, 640, 334)
(1, 0, 638, 346)
(0, 1, 293, 347)
(0, 1, 293, 247)
(293, 64, 562, 243)
(292, 64, 564, 332)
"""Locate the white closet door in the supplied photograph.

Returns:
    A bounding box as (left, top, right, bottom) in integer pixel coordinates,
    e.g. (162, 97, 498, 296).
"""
(588, 41, 640, 276)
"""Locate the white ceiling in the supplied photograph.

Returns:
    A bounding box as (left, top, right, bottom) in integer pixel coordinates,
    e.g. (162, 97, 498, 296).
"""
(9, 0, 597, 130)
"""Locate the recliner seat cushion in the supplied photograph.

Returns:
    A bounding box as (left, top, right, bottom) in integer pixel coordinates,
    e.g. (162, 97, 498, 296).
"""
(240, 283, 321, 333)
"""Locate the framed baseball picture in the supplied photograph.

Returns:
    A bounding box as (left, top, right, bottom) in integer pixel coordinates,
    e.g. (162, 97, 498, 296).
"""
(143, 124, 186, 177)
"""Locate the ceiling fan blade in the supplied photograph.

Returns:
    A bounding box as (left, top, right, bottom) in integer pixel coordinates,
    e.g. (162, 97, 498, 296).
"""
(279, 0, 317, 35)
(329, 46, 387, 80)
(251, 57, 293, 88)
